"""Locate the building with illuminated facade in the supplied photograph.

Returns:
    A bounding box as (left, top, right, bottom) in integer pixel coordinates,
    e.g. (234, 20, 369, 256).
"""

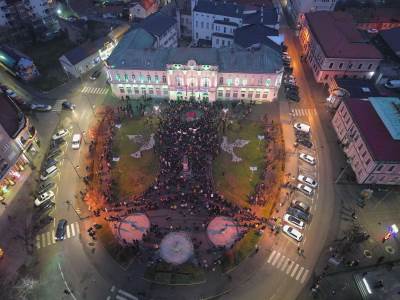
(298, 11, 383, 87)
(105, 44, 283, 101)
(0, 94, 37, 200)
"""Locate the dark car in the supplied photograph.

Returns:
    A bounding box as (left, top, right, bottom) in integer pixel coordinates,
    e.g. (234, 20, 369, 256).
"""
(43, 158, 59, 169)
(296, 138, 313, 148)
(37, 181, 55, 195)
(39, 200, 55, 211)
(55, 219, 68, 240)
(39, 215, 54, 226)
(295, 131, 310, 139)
(284, 66, 293, 74)
(287, 92, 300, 102)
(287, 207, 310, 222)
(50, 138, 66, 149)
(62, 101, 76, 110)
(47, 149, 62, 160)
(89, 70, 101, 80)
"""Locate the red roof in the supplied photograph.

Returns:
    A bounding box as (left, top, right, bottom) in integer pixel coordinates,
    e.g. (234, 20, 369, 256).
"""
(305, 11, 383, 59)
(141, 0, 156, 11)
(345, 98, 400, 162)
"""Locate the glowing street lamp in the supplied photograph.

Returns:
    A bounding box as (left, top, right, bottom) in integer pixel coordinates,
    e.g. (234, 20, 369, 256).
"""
(57, 9, 62, 15)
(382, 224, 398, 243)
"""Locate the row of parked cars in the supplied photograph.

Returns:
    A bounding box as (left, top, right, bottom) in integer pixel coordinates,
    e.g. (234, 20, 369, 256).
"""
(293, 122, 313, 149)
(282, 124, 318, 243)
(282, 53, 300, 102)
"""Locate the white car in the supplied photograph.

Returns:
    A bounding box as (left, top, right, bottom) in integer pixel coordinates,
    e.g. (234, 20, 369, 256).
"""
(297, 183, 313, 196)
(297, 175, 318, 188)
(71, 133, 81, 150)
(34, 190, 55, 207)
(6, 89, 17, 98)
(293, 122, 311, 133)
(283, 225, 303, 242)
(52, 129, 69, 140)
(284, 214, 305, 229)
(299, 153, 316, 165)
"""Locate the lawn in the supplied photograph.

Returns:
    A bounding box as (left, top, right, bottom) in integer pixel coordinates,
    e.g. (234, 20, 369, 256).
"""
(111, 116, 159, 199)
(26, 34, 76, 91)
(213, 119, 266, 207)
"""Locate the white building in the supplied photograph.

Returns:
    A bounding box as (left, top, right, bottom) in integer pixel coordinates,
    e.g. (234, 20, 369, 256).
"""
(105, 43, 283, 102)
(191, 0, 279, 47)
(129, 0, 159, 21)
(286, 0, 337, 23)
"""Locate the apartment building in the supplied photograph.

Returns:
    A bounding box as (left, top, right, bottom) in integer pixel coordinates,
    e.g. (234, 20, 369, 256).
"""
(286, 0, 337, 23)
(191, 0, 279, 47)
(0, 0, 59, 44)
(332, 97, 400, 185)
(299, 11, 383, 87)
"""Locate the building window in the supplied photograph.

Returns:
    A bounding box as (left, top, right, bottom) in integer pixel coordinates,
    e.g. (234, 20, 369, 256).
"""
(376, 165, 383, 171)
(155, 75, 159, 83)
(119, 87, 125, 93)
(329, 63, 333, 69)
(368, 63, 373, 70)
(124, 74, 129, 81)
(132, 74, 136, 82)
(217, 90, 223, 97)
(115, 73, 121, 81)
(234, 78, 240, 86)
(389, 166, 395, 172)
(222, 40, 225, 46)
(262, 91, 269, 98)
(324, 74, 329, 80)
(358, 64, 362, 69)
(348, 64, 352, 69)
(339, 63, 343, 69)
(162, 75, 167, 83)
(156, 88, 161, 95)
(242, 79, 247, 86)
(141, 87, 146, 94)
(255, 91, 260, 98)
(265, 79, 271, 87)
(227, 78, 232, 86)
(365, 158, 371, 166)
(148, 88, 154, 95)
(241, 92, 245, 98)
(163, 88, 169, 95)
(176, 77, 182, 86)
(126, 87, 132, 94)
(248, 91, 253, 98)
(201, 21, 204, 28)
(216, 38, 219, 45)
(196, 21, 198, 28)
(147, 75, 151, 82)
(219, 77, 223, 84)
(233, 91, 238, 98)
(361, 151, 367, 158)
(225, 90, 230, 97)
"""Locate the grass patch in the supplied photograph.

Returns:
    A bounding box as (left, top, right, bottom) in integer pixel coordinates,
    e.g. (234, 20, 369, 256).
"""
(213, 119, 266, 207)
(26, 34, 76, 91)
(111, 117, 159, 199)
(145, 262, 205, 284)
(222, 230, 260, 270)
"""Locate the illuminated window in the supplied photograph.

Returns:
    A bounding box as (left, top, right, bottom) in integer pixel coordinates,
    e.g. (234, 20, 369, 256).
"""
(147, 75, 151, 82)
(115, 73, 121, 81)
(217, 90, 223, 97)
(227, 79, 233, 86)
(132, 74, 136, 82)
(242, 79, 247, 86)
(155, 75, 159, 83)
(265, 79, 271, 87)
(219, 77, 223, 84)
(235, 78, 240, 86)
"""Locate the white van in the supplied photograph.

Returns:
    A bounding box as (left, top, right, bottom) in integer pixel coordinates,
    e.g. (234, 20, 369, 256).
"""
(40, 165, 58, 181)
(71, 134, 82, 150)
(384, 80, 400, 89)
(294, 122, 311, 133)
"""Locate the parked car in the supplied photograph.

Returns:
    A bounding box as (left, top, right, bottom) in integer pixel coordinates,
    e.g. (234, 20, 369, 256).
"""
(293, 122, 311, 133)
(297, 183, 314, 196)
(42, 158, 59, 170)
(291, 200, 310, 214)
(284, 214, 305, 229)
(297, 174, 318, 188)
(287, 207, 310, 222)
(40, 165, 58, 181)
(384, 79, 400, 89)
(285, 66, 293, 73)
(39, 200, 55, 211)
(30, 103, 52, 112)
(34, 190, 55, 207)
(55, 219, 68, 240)
(47, 149, 63, 160)
(50, 138, 66, 149)
(296, 138, 313, 148)
(283, 225, 303, 242)
(89, 70, 101, 80)
(37, 181, 55, 195)
(71, 133, 82, 150)
(287, 91, 300, 102)
(299, 153, 316, 165)
(52, 129, 68, 140)
(295, 131, 309, 139)
(5, 89, 17, 98)
(62, 101, 76, 110)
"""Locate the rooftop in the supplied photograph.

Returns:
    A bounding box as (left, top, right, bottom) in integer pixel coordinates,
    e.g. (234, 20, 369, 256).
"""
(334, 78, 381, 99)
(0, 93, 26, 139)
(242, 7, 278, 26)
(139, 11, 177, 37)
(344, 98, 400, 162)
(107, 45, 283, 73)
(194, 0, 243, 18)
(112, 27, 155, 51)
(379, 28, 400, 56)
(62, 36, 111, 65)
(234, 23, 280, 52)
(369, 97, 400, 141)
(305, 11, 383, 59)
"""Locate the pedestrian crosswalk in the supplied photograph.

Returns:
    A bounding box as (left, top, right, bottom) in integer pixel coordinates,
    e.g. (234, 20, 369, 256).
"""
(107, 286, 138, 300)
(35, 222, 80, 249)
(291, 108, 317, 117)
(266, 250, 310, 284)
(81, 86, 108, 95)
(52, 99, 67, 112)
